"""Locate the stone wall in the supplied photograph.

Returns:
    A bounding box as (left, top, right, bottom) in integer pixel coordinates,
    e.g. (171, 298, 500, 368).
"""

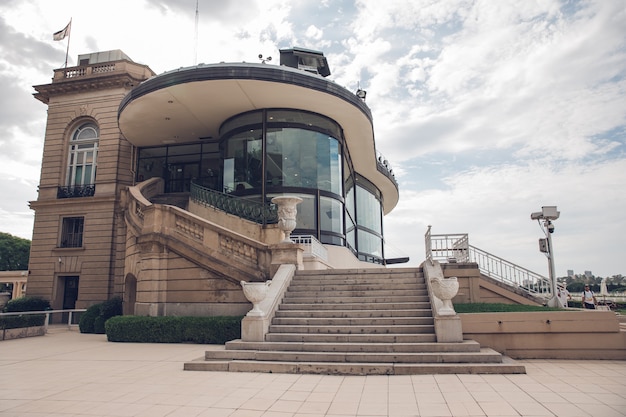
(460, 310, 626, 360)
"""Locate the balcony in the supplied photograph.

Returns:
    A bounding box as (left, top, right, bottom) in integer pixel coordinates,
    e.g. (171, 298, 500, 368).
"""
(57, 185, 95, 199)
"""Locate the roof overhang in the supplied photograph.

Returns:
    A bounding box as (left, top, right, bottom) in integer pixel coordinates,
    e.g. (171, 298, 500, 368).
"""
(118, 63, 398, 213)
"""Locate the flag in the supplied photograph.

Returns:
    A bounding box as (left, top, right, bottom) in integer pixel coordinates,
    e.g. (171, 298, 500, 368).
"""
(53, 20, 71, 41)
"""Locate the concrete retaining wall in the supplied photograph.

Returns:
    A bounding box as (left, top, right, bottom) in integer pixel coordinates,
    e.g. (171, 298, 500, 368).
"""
(460, 310, 626, 360)
(1, 326, 46, 341)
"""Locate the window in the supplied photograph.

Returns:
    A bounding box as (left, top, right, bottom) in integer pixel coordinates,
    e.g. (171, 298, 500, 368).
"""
(67, 123, 99, 187)
(60, 217, 84, 248)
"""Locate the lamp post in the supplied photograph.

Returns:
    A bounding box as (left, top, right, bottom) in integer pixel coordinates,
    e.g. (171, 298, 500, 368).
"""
(531, 206, 560, 308)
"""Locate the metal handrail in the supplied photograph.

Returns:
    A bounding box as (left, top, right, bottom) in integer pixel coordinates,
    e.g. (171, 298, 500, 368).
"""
(425, 229, 556, 298)
(0, 309, 87, 333)
(467, 246, 552, 296)
(190, 181, 278, 224)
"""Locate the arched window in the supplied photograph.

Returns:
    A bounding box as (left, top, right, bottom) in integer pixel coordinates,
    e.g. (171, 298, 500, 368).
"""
(67, 123, 98, 187)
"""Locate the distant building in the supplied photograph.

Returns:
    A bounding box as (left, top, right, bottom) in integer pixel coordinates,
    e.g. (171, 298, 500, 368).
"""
(27, 48, 402, 316)
(567, 269, 574, 278)
(584, 271, 593, 278)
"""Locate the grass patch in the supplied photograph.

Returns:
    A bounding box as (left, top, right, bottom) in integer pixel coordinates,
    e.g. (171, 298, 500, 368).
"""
(454, 303, 564, 313)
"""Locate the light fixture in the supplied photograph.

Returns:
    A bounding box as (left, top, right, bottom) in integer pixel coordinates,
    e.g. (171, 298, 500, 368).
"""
(356, 89, 367, 100)
(531, 206, 560, 308)
(258, 54, 272, 64)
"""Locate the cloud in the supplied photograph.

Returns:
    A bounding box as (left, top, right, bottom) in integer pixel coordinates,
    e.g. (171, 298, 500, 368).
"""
(0, 0, 623, 278)
(385, 157, 626, 276)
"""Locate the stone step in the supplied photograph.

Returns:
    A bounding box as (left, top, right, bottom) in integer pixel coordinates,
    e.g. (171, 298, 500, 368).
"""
(281, 295, 431, 304)
(203, 348, 503, 364)
(184, 266, 525, 375)
(278, 302, 432, 311)
(265, 333, 437, 343)
(285, 289, 427, 297)
(287, 283, 424, 291)
(224, 340, 483, 353)
(274, 309, 434, 318)
(295, 268, 423, 277)
(271, 317, 434, 326)
(268, 324, 435, 334)
(184, 357, 526, 375)
(290, 277, 425, 286)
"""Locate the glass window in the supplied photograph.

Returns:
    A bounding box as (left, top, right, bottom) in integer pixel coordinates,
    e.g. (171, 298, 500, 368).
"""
(220, 111, 263, 136)
(223, 129, 263, 193)
(60, 217, 84, 248)
(320, 196, 343, 234)
(67, 123, 98, 186)
(356, 185, 382, 234)
(357, 230, 383, 259)
(267, 110, 342, 138)
(265, 128, 342, 194)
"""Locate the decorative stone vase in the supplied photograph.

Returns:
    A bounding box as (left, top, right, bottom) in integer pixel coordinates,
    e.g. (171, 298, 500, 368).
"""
(271, 195, 303, 243)
(430, 277, 459, 316)
(241, 280, 272, 316)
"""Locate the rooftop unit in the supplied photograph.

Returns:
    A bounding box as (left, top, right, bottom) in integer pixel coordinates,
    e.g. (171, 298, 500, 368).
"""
(279, 47, 331, 77)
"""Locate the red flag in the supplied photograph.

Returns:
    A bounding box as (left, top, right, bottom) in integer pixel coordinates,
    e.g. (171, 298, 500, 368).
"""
(53, 20, 71, 41)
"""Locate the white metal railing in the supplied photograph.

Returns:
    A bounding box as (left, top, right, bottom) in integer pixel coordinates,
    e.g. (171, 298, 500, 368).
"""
(0, 309, 86, 333)
(425, 228, 556, 298)
(291, 235, 328, 262)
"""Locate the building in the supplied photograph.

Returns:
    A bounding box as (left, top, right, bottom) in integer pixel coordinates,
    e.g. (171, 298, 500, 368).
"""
(27, 48, 402, 316)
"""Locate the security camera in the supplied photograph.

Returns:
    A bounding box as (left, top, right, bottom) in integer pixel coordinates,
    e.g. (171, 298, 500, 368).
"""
(547, 221, 555, 233)
(541, 206, 560, 220)
(530, 206, 560, 221)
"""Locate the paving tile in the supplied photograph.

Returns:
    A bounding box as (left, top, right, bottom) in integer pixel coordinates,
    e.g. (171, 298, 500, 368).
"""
(1, 331, 626, 417)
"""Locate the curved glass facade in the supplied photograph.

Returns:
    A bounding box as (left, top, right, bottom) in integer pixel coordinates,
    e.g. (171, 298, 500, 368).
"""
(137, 108, 386, 264)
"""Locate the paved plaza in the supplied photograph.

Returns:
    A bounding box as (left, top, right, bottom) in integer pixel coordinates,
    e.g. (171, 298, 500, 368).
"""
(0, 330, 624, 417)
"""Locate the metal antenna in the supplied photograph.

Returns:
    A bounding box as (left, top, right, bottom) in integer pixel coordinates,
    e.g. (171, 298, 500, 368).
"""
(194, 0, 199, 65)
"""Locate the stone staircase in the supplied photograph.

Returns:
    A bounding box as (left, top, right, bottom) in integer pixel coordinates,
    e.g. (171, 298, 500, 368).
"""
(184, 268, 525, 375)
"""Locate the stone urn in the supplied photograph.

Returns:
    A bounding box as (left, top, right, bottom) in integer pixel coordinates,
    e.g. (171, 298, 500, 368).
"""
(241, 280, 272, 316)
(430, 277, 459, 316)
(0, 292, 10, 310)
(271, 195, 303, 243)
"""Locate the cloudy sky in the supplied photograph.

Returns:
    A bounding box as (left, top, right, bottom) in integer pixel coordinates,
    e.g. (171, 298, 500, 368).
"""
(0, 0, 624, 277)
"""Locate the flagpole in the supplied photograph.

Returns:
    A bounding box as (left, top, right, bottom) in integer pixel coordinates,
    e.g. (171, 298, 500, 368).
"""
(64, 18, 72, 69)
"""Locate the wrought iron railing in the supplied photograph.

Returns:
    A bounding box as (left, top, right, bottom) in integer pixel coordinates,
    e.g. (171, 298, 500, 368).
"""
(425, 226, 555, 297)
(190, 182, 278, 224)
(57, 184, 95, 198)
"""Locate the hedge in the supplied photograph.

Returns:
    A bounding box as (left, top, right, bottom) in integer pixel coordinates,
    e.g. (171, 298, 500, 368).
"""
(4, 296, 50, 313)
(1, 296, 49, 330)
(105, 315, 242, 344)
(79, 297, 122, 334)
(0, 314, 45, 330)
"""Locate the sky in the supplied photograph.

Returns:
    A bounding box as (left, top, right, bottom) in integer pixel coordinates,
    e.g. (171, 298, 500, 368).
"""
(0, 0, 624, 278)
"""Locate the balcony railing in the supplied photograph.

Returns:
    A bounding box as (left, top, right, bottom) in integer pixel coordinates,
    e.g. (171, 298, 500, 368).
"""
(190, 182, 278, 225)
(425, 226, 555, 298)
(375, 150, 398, 188)
(57, 184, 95, 198)
(291, 235, 328, 262)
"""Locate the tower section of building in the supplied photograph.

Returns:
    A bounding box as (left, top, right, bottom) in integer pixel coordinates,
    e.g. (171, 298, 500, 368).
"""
(29, 51, 155, 310)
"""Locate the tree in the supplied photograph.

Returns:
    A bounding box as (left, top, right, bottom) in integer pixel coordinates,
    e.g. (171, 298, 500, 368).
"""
(0, 232, 30, 271)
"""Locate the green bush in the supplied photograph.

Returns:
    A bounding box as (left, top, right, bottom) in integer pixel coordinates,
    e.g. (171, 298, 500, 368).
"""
(4, 296, 50, 313)
(0, 314, 45, 329)
(105, 315, 242, 344)
(79, 297, 123, 334)
(93, 316, 108, 334)
(79, 303, 102, 333)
